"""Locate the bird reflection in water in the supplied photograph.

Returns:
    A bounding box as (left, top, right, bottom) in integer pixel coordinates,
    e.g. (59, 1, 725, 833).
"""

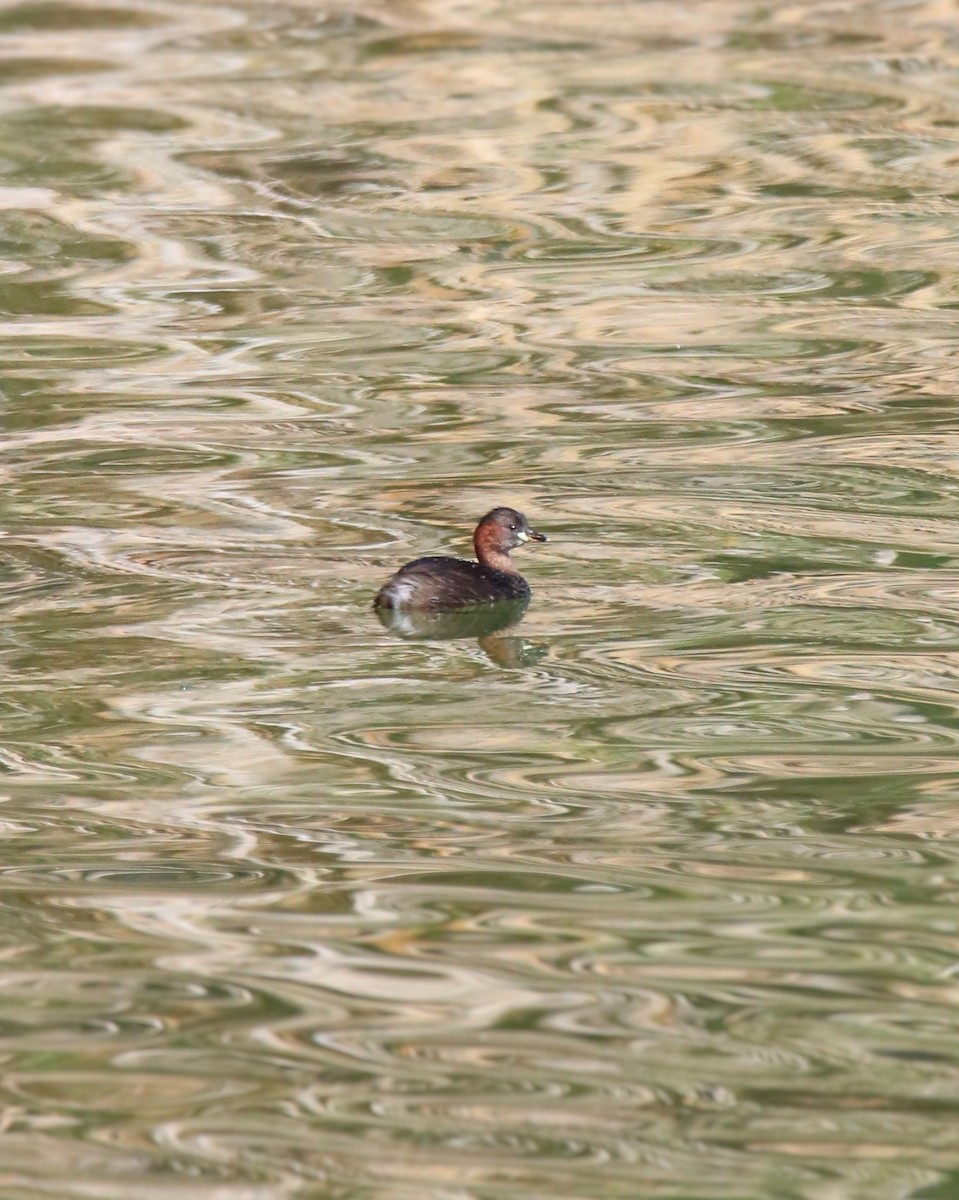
(375, 596, 546, 667)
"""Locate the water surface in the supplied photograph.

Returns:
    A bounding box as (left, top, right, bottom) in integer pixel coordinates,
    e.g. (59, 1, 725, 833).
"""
(4, 1, 959, 1197)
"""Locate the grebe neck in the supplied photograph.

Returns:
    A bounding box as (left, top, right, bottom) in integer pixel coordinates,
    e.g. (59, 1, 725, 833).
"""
(474, 531, 519, 575)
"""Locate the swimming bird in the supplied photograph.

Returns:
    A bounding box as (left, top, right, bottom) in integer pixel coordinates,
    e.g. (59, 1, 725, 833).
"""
(374, 506, 547, 611)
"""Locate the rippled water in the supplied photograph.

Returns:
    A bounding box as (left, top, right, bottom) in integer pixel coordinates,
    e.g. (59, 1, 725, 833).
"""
(5, 0, 959, 1196)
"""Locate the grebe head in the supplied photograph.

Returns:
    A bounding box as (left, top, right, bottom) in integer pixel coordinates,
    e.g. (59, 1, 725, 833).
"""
(474, 507, 547, 563)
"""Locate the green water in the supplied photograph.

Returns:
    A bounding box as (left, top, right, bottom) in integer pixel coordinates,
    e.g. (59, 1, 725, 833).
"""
(4, 1, 959, 1196)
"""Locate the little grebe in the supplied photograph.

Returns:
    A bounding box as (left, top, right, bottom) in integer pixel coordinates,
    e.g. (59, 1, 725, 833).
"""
(374, 506, 547, 611)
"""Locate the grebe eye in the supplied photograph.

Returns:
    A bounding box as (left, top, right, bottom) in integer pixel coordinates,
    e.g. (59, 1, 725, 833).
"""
(509, 523, 517, 531)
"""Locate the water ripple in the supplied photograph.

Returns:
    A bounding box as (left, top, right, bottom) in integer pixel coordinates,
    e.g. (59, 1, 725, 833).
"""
(5, 0, 959, 1196)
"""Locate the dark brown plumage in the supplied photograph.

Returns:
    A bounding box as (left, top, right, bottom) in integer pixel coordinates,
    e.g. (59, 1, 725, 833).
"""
(374, 507, 547, 611)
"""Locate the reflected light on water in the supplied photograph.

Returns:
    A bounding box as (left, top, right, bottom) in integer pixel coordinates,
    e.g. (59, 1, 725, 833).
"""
(4, 0, 959, 1197)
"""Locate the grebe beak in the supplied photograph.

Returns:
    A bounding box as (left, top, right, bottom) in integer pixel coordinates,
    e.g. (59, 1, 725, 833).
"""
(523, 528, 548, 543)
